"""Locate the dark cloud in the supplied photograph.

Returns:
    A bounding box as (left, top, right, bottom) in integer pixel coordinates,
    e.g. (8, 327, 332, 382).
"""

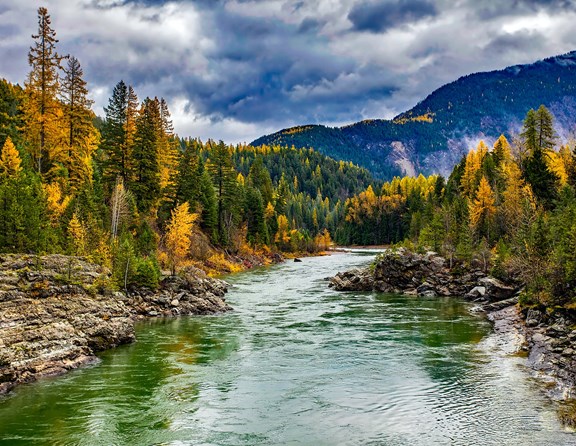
(483, 30, 546, 55)
(474, 0, 576, 20)
(1, 0, 575, 143)
(348, 0, 437, 33)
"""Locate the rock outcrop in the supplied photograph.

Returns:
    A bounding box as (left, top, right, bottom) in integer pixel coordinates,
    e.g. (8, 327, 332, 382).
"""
(330, 248, 576, 405)
(329, 248, 521, 301)
(522, 308, 576, 400)
(0, 255, 230, 394)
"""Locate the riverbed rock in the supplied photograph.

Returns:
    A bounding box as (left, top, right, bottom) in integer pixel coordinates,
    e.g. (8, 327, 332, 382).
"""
(0, 254, 231, 395)
(478, 277, 517, 301)
(330, 249, 522, 303)
(329, 268, 374, 291)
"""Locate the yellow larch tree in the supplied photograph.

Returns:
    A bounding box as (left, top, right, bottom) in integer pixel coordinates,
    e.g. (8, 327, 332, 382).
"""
(547, 147, 570, 186)
(461, 141, 488, 197)
(469, 176, 496, 239)
(500, 161, 536, 234)
(0, 137, 23, 178)
(61, 56, 99, 190)
(157, 98, 179, 193)
(44, 182, 71, 223)
(67, 212, 87, 256)
(23, 7, 67, 178)
(275, 214, 290, 247)
(165, 201, 198, 275)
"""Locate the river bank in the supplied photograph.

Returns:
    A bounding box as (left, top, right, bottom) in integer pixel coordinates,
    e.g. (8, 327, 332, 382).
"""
(0, 254, 230, 395)
(329, 248, 576, 414)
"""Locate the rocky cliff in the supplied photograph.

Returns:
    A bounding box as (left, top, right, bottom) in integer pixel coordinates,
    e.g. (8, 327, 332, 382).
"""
(0, 254, 230, 394)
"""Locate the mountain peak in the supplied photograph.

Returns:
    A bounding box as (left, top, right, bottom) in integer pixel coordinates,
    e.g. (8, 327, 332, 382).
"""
(252, 51, 576, 179)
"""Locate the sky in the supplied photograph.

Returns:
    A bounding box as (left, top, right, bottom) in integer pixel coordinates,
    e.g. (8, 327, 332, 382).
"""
(1, 0, 576, 143)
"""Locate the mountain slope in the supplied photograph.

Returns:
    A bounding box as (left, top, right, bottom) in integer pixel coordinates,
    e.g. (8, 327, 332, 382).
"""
(252, 51, 576, 179)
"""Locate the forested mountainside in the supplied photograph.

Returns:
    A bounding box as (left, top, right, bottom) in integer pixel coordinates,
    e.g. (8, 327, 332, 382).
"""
(253, 51, 576, 179)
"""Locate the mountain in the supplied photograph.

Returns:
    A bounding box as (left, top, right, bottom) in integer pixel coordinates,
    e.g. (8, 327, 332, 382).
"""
(252, 51, 576, 179)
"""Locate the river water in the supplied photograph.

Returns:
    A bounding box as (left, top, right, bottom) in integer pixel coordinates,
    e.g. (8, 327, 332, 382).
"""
(0, 250, 574, 445)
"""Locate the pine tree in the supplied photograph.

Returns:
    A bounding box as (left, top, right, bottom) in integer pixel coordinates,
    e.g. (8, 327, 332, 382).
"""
(493, 134, 511, 165)
(521, 106, 559, 209)
(61, 56, 98, 189)
(23, 7, 67, 176)
(197, 161, 218, 240)
(247, 156, 274, 206)
(101, 81, 137, 188)
(244, 186, 268, 245)
(131, 98, 161, 213)
(207, 141, 239, 245)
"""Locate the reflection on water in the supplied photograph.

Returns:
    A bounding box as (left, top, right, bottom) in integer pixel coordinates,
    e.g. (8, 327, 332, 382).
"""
(0, 252, 573, 445)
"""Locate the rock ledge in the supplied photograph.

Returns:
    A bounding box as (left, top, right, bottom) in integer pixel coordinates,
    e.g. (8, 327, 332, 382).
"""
(0, 254, 230, 394)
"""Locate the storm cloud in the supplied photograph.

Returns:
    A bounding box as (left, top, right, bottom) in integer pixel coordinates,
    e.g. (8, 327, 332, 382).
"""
(1, 0, 575, 143)
(348, 0, 437, 33)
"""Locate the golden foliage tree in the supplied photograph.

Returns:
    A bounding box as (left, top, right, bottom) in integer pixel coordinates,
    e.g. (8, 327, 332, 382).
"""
(23, 7, 67, 177)
(157, 98, 179, 193)
(0, 137, 22, 178)
(68, 212, 87, 255)
(165, 201, 198, 275)
(469, 176, 496, 240)
(275, 214, 290, 248)
(44, 182, 71, 223)
(500, 161, 536, 234)
(461, 141, 488, 197)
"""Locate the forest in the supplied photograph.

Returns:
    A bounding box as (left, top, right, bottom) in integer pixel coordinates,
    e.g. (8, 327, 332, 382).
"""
(342, 104, 576, 314)
(0, 7, 377, 287)
(3, 7, 576, 320)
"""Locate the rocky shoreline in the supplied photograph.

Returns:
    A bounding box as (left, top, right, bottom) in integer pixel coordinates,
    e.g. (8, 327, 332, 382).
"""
(329, 248, 576, 405)
(0, 254, 230, 395)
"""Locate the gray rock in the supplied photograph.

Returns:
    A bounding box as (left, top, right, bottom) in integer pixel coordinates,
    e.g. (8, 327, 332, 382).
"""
(478, 277, 518, 301)
(0, 254, 231, 395)
(466, 286, 486, 299)
(329, 268, 374, 291)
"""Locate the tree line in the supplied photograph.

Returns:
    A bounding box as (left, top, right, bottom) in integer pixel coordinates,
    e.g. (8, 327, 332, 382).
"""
(342, 104, 576, 313)
(0, 7, 376, 286)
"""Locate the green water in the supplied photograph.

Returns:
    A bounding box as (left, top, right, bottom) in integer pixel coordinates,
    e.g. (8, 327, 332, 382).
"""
(0, 251, 573, 445)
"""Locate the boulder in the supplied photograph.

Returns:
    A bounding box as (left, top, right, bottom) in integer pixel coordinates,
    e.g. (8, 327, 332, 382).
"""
(329, 268, 374, 291)
(465, 286, 486, 300)
(478, 277, 518, 301)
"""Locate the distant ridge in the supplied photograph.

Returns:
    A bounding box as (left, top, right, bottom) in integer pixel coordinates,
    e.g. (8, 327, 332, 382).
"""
(252, 51, 576, 179)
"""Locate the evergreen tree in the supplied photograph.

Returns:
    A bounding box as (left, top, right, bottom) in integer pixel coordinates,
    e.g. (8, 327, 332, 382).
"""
(244, 186, 268, 245)
(207, 141, 239, 245)
(247, 155, 274, 206)
(61, 56, 98, 189)
(101, 81, 136, 188)
(521, 107, 559, 209)
(197, 160, 218, 241)
(132, 98, 161, 213)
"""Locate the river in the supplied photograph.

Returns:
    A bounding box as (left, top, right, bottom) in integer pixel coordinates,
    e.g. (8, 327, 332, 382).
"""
(0, 250, 573, 445)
